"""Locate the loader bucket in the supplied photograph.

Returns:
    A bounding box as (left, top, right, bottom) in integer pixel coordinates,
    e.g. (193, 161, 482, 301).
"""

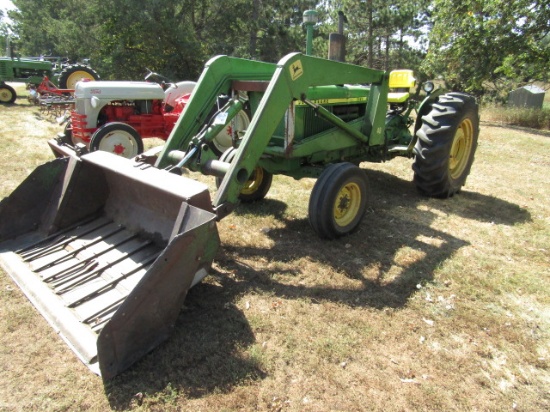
(0, 151, 220, 379)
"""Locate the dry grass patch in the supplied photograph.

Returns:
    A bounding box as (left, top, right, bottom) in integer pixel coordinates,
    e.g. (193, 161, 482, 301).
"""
(0, 97, 549, 411)
(482, 106, 550, 130)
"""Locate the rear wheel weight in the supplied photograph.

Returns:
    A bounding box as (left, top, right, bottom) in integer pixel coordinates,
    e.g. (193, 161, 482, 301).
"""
(308, 162, 369, 239)
(90, 122, 144, 158)
(413, 92, 479, 198)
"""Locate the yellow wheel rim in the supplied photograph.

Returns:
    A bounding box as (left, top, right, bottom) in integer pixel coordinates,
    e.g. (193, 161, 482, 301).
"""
(241, 167, 263, 195)
(449, 118, 474, 180)
(0, 88, 13, 102)
(333, 182, 361, 227)
(66, 71, 95, 89)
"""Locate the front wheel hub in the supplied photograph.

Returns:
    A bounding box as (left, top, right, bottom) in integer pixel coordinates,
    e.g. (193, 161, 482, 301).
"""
(334, 182, 361, 227)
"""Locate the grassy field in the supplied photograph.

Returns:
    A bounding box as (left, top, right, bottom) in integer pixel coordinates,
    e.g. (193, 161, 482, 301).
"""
(0, 86, 549, 411)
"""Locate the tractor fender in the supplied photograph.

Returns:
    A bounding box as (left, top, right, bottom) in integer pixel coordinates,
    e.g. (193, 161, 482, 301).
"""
(164, 81, 196, 108)
(413, 88, 445, 135)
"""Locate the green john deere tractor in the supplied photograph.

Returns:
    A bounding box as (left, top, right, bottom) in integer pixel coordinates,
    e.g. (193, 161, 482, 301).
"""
(0, 12, 478, 379)
(0, 40, 99, 103)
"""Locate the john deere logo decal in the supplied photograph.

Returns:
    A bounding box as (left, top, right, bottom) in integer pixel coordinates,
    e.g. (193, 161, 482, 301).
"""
(290, 60, 303, 81)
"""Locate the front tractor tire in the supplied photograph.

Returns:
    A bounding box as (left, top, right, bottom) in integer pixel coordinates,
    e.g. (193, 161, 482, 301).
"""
(0, 84, 17, 104)
(308, 163, 369, 239)
(58, 65, 100, 89)
(90, 123, 144, 159)
(239, 166, 273, 203)
(413, 92, 479, 198)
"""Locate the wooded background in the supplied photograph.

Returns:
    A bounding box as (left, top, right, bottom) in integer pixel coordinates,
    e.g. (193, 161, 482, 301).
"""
(1, 0, 549, 100)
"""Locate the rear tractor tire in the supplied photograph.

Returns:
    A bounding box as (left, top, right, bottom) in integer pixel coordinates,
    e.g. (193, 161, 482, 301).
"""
(0, 84, 17, 104)
(90, 122, 144, 159)
(216, 147, 273, 202)
(308, 162, 369, 239)
(413, 92, 479, 198)
(58, 65, 100, 89)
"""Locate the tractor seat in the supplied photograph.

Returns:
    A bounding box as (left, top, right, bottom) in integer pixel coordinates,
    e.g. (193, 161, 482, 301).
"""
(387, 70, 416, 103)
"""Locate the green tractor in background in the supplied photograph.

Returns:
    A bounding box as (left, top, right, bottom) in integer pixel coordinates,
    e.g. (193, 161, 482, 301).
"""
(0, 38, 99, 103)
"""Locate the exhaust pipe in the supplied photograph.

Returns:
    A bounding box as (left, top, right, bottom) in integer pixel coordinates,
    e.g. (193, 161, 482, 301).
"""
(328, 11, 347, 62)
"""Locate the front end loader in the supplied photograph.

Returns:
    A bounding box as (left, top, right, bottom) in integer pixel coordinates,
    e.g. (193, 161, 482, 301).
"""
(0, 47, 478, 378)
(0, 152, 220, 378)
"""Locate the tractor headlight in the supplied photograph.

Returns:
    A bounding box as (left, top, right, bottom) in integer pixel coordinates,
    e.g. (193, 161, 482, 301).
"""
(91, 96, 100, 108)
(423, 81, 435, 94)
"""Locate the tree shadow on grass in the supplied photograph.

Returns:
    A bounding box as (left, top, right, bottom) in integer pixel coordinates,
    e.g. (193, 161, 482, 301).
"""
(222, 168, 530, 301)
(105, 279, 265, 409)
(104, 168, 530, 408)
(217, 167, 531, 311)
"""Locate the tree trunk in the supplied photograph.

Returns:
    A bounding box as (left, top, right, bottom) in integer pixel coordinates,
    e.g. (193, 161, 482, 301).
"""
(367, 0, 373, 67)
(385, 35, 390, 70)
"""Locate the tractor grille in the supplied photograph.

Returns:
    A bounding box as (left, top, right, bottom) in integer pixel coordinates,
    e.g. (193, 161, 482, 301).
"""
(71, 112, 94, 142)
(0, 61, 10, 78)
(301, 106, 333, 138)
(299, 103, 365, 140)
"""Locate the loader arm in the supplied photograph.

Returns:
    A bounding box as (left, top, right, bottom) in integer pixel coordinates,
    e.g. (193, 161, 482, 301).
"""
(209, 53, 388, 217)
(155, 56, 277, 169)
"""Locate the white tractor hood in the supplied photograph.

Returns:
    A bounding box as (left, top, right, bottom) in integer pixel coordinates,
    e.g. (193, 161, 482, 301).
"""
(74, 81, 166, 100)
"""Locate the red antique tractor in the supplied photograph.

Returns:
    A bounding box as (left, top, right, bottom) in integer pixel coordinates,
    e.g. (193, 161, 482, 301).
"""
(58, 79, 250, 158)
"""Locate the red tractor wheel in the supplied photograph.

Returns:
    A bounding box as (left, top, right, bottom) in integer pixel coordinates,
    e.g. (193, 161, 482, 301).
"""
(210, 110, 251, 155)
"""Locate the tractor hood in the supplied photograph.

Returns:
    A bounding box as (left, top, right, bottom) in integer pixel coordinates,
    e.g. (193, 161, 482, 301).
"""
(74, 81, 165, 100)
